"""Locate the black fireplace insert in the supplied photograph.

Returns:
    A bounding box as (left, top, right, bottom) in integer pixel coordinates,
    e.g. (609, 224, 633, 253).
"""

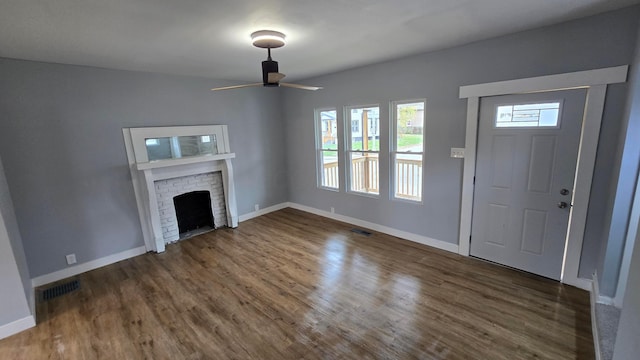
(173, 190, 214, 234)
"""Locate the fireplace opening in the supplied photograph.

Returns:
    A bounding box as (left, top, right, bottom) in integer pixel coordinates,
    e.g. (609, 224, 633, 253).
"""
(173, 191, 215, 238)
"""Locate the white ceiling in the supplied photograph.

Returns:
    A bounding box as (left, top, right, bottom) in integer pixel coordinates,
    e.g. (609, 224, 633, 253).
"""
(1, 0, 638, 82)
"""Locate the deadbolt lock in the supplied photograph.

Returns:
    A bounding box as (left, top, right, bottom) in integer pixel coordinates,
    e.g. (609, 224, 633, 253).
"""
(560, 188, 570, 195)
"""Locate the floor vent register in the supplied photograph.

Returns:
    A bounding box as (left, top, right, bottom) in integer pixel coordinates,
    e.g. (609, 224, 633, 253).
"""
(351, 228, 372, 236)
(41, 279, 80, 301)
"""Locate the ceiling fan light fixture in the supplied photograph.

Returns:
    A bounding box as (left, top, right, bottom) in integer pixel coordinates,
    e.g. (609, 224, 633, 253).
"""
(251, 30, 286, 49)
(211, 30, 322, 92)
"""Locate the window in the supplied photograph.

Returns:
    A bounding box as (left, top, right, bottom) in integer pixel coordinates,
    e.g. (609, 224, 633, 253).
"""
(129, 125, 229, 163)
(316, 109, 339, 189)
(369, 118, 378, 134)
(495, 102, 561, 128)
(392, 100, 425, 202)
(347, 105, 380, 195)
(145, 134, 218, 161)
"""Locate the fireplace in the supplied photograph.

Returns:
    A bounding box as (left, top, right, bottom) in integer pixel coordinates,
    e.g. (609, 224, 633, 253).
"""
(154, 172, 227, 242)
(123, 125, 238, 253)
(174, 191, 214, 235)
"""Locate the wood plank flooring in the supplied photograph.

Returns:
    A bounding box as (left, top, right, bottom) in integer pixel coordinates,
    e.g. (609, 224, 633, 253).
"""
(0, 208, 594, 359)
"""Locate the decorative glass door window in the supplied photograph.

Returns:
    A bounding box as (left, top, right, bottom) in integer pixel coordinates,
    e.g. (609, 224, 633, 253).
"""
(495, 102, 561, 128)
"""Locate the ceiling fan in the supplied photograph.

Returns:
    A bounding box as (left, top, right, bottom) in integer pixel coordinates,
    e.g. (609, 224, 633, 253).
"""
(211, 30, 322, 92)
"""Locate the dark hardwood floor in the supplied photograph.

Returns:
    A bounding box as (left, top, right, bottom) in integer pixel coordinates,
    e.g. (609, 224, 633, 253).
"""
(0, 208, 594, 359)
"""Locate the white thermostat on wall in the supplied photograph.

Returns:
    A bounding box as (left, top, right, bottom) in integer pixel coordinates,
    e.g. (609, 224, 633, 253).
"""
(450, 148, 465, 159)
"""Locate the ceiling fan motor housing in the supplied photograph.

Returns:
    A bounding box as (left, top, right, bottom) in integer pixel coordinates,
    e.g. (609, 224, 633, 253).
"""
(262, 60, 279, 86)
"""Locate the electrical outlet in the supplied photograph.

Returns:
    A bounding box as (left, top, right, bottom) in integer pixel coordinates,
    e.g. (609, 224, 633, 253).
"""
(66, 254, 77, 265)
(330, 207, 335, 213)
(254, 204, 259, 211)
(450, 147, 465, 158)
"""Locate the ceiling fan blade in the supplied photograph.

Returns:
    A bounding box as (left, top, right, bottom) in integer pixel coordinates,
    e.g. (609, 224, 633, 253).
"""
(211, 83, 263, 91)
(279, 82, 323, 91)
(267, 72, 286, 83)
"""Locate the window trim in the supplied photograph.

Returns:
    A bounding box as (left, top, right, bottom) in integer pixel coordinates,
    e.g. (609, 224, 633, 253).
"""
(345, 104, 381, 197)
(391, 99, 426, 204)
(315, 107, 340, 191)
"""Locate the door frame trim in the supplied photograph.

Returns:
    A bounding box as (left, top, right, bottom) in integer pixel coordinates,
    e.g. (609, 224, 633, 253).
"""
(458, 65, 628, 290)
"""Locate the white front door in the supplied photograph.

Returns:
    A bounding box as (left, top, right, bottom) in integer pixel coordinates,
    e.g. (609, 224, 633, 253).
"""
(470, 89, 586, 280)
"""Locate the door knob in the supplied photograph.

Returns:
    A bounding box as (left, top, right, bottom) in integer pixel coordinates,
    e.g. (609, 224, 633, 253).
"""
(558, 201, 569, 209)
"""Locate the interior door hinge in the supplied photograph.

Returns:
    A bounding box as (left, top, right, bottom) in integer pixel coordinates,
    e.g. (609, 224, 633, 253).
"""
(473, 176, 476, 185)
(469, 235, 472, 243)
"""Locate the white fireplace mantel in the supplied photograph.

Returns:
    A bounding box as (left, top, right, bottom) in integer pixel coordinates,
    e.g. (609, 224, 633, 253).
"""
(122, 125, 238, 253)
(135, 153, 235, 170)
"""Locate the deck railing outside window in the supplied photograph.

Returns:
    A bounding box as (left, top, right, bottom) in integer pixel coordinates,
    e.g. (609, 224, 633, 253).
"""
(322, 157, 421, 200)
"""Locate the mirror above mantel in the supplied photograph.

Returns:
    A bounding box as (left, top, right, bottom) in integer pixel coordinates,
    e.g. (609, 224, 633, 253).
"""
(127, 125, 232, 165)
(145, 134, 219, 161)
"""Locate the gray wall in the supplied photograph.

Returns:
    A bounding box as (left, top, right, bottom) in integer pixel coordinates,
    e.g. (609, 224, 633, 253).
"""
(0, 155, 32, 326)
(0, 59, 288, 277)
(597, 18, 640, 297)
(283, 7, 639, 278)
(612, 205, 640, 359)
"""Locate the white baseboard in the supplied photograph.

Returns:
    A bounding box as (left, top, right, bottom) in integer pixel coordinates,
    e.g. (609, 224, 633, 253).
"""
(592, 271, 617, 306)
(29, 288, 36, 322)
(288, 202, 459, 254)
(591, 276, 602, 360)
(597, 295, 617, 306)
(564, 277, 592, 292)
(238, 202, 289, 222)
(31, 246, 147, 288)
(0, 315, 35, 340)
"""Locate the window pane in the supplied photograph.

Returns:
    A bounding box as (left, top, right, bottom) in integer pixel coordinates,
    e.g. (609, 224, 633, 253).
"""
(392, 100, 425, 202)
(349, 106, 380, 151)
(320, 110, 338, 150)
(495, 102, 560, 128)
(395, 153, 423, 201)
(320, 150, 339, 189)
(317, 109, 339, 190)
(396, 102, 424, 152)
(349, 152, 379, 194)
(146, 135, 218, 161)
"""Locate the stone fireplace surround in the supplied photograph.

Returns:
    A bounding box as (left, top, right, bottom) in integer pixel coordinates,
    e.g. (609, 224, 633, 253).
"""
(155, 171, 227, 243)
(123, 125, 238, 253)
